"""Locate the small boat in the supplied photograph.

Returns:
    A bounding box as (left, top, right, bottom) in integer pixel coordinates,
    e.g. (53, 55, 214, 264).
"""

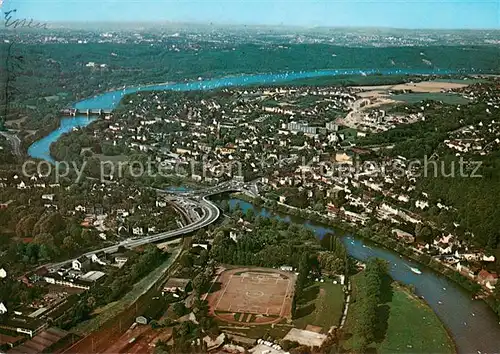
(438, 301, 442, 304)
(443, 287, 446, 290)
(410, 267, 422, 275)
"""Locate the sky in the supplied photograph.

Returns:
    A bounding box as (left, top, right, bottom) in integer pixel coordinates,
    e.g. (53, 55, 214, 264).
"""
(2, 0, 499, 29)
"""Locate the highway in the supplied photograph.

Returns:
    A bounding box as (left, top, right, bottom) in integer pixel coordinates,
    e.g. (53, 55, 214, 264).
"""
(47, 196, 220, 269)
(0, 130, 21, 156)
(45, 180, 259, 269)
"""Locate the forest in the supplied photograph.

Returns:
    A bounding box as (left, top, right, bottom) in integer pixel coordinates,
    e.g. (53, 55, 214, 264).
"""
(210, 207, 348, 276)
(2, 40, 500, 134)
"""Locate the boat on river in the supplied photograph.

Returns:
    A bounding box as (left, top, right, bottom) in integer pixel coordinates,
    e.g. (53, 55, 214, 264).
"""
(410, 266, 422, 275)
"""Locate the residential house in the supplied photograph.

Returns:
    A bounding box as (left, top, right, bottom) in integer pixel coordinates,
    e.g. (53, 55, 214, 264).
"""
(477, 270, 498, 290)
(0, 200, 13, 209)
(343, 210, 369, 225)
(456, 263, 475, 278)
(483, 255, 496, 262)
(41, 194, 55, 202)
(132, 227, 144, 236)
(192, 243, 210, 250)
(114, 254, 128, 267)
(392, 229, 415, 244)
(156, 200, 167, 208)
(72, 257, 90, 272)
(0, 267, 6, 278)
(229, 231, 241, 243)
(75, 205, 86, 213)
(0, 302, 7, 315)
(91, 252, 107, 266)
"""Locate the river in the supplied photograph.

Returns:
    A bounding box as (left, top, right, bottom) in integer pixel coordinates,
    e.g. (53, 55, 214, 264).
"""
(28, 67, 454, 161)
(226, 199, 500, 353)
(27, 69, 500, 353)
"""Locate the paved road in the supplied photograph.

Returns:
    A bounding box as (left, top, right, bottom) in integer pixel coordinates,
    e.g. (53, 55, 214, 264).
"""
(47, 196, 220, 269)
(46, 180, 259, 269)
(0, 130, 21, 156)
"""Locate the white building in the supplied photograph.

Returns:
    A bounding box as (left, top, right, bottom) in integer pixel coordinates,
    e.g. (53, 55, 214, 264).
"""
(0, 302, 7, 315)
(132, 227, 144, 236)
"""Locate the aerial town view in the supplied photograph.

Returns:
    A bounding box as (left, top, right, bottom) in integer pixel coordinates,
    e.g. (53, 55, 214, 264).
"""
(1, 0, 500, 353)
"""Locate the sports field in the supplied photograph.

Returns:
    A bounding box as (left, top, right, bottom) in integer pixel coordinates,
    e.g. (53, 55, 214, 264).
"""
(208, 267, 296, 325)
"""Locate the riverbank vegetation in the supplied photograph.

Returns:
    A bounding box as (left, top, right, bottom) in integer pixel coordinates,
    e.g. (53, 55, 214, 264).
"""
(344, 265, 455, 353)
(210, 214, 322, 268)
(227, 195, 493, 315)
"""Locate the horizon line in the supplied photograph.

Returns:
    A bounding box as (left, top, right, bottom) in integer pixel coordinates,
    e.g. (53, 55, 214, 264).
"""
(3, 20, 499, 31)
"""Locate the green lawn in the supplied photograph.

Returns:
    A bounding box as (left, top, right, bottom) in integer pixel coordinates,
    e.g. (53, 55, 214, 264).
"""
(378, 285, 455, 354)
(344, 273, 455, 354)
(293, 281, 345, 332)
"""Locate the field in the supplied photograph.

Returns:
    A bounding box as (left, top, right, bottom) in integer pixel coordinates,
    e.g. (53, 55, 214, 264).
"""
(293, 281, 345, 332)
(392, 92, 470, 105)
(354, 80, 471, 102)
(207, 267, 296, 325)
(343, 274, 454, 353)
(377, 285, 455, 354)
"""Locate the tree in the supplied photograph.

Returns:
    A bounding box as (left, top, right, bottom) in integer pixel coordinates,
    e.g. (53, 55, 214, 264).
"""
(415, 224, 433, 243)
(172, 302, 187, 317)
(179, 253, 193, 268)
(245, 208, 255, 221)
(63, 236, 77, 251)
(192, 273, 208, 295)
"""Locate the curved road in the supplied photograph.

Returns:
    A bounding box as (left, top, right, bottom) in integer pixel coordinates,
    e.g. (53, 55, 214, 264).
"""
(47, 196, 220, 269)
(0, 130, 21, 156)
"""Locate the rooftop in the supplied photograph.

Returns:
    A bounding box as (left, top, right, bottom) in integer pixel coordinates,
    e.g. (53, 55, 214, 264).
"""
(283, 328, 328, 347)
(163, 277, 191, 289)
(80, 271, 106, 283)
